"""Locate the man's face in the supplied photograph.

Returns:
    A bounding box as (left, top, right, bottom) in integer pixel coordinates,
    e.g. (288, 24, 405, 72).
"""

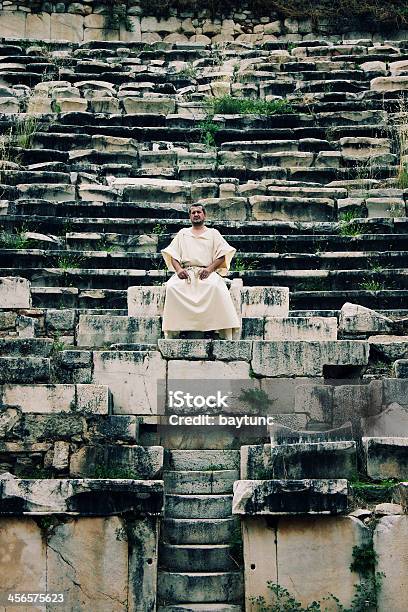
(189, 206, 206, 226)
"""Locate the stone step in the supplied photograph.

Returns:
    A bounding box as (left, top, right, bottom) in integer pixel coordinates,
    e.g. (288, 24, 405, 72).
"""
(165, 450, 240, 472)
(159, 543, 238, 572)
(0, 383, 110, 415)
(0, 339, 54, 357)
(166, 495, 233, 519)
(164, 471, 239, 495)
(0, 356, 50, 383)
(157, 571, 243, 604)
(2, 249, 408, 272)
(162, 518, 239, 545)
(4, 213, 407, 237)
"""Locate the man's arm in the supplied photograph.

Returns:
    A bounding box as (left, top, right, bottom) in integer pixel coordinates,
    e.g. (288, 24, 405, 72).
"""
(198, 256, 225, 280)
(171, 257, 190, 279)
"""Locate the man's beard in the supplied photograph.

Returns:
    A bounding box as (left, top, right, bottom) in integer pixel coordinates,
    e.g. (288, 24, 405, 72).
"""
(191, 219, 204, 226)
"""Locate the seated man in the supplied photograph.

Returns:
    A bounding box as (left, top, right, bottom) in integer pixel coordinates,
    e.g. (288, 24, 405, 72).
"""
(161, 204, 241, 340)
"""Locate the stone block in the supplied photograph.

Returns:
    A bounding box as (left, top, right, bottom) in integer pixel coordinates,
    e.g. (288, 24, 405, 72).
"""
(1, 384, 75, 413)
(47, 516, 128, 612)
(128, 286, 165, 317)
(383, 379, 408, 407)
(87, 415, 138, 444)
(270, 441, 357, 479)
(69, 445, 163, 479)
(0, 478, 164, 515)
(374, 515, 408, 612)
(371, 76, 408, 92)
(26, 13, 51, 39)
(0, 277, 31, 308)
(168, 360, 250, 382)
(200, 197, 248, 221)
(0, 518, 46, 594)
(158, 339, 212, 360)
(233, 479, 348, 515)
(141, 16, 180, 33)
(21, 414, 85, 442)
(122, 97, 176, 115)
(128, 517, 159, 611)
(251, 341, 368, 377)
(46, 308, 75, 332)
(362, 403, 408, 437)
(332, 380, 383, 427)
(369, 336, 408, 361)
(76, 384, 110, 415)
(50, 13, 84, 43)
(264, 317, 337, 341)
(0, 11, 26, 38)
(363, 437, 408, 480)
(120, 16, 142, 42)
(213, 340, 252, 361)
(118, 178, 190, 203)
(243, 515, 368, 611)
(339, 302, 395, 335)
(92, 351, 166, 415)
(250, 195, 335, 222)
(240, 287, 289, 318)
(0, 357, 50, 384)
(51, 440, 70, 471)
(77, 315, 161, 348)
(395, 359, 408, 378)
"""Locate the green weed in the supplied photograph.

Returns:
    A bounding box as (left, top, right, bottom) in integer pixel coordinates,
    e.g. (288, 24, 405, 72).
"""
(205, 95, 295, 116)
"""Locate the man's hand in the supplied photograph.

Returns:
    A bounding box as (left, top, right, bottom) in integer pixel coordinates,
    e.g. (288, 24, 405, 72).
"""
(198, 267, 212, 280)
(177, 268, 190, 280)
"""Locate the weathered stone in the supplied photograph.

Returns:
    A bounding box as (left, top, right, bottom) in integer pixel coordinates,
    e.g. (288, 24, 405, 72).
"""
(158, 339, 212, 360)
(0, 408, 21, 437)
(374, 515, 408, 612)
(76, 384, 110, 415)
(362, 403, 408, 437)
(0, 357, 49, 384)
(22, 414, 85, 441)
(128, 286, 165, 317)
(371, 76, 408, 92)
(252, 341, 368, 377)
(367, 336, 408, 361)
(92, 351, 166, 415)
(0, 12, 26, 38)
(212, 340, 252, 361)
(270, 441, 357, 480)
(363, 437, 408, 480)
(395, 359, 408, 378)
(2, 384, 75, 414)
(242, 515, 368, 610)
(240, 287, 289, 318)
(233, 479, 348, 515)
(374, 502, 403, 515)
(122, 97, 175, 115)
(0, 478, 164, 515)
(77, 315, 161, 348)
(69, 445, 163, 479)
(51, 440, 70, 470)
(50, 13, 84, 43)
(0, 518, 46, 593)
(265, 317, 337, 341)
(0, 277, 31, 308)
(339, 302, 394, 335)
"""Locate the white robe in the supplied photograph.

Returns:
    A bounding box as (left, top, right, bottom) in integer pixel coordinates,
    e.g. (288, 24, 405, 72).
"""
(161, 227, 241, 336)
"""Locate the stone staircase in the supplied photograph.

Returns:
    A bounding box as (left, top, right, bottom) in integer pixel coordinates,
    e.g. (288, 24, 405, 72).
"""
(0, 28, 408, 612)
(158, 449, 243, 612)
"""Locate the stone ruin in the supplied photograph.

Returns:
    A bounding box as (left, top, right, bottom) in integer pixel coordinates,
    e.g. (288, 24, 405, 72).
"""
(0, 1, 407, 610)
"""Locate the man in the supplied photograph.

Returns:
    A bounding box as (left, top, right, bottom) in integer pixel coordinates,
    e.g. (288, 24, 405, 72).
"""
(161, 204, 241, 340)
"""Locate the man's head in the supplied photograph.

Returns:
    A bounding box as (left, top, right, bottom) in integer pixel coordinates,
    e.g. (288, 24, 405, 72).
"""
(189, 204, 206, 227)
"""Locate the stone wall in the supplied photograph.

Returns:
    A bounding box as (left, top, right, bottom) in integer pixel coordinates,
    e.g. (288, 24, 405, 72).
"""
(0, 1, 407, 43)
(242, 513, 408, 612)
